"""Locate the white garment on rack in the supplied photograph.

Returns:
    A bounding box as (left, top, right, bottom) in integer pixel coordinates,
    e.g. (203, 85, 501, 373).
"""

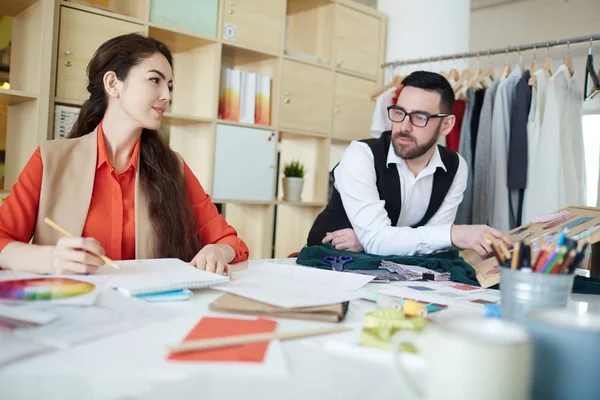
(488, 67, 522, 232)
(524, 65, 587, 220)
(522, 69, 550, 223)
(370, 88, 395, 138)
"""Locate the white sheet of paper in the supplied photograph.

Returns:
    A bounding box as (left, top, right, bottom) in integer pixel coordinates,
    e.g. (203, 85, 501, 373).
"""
(215, 263, 374, 308)
(0, 304, 59, 325)
(92, 258, 229, 295)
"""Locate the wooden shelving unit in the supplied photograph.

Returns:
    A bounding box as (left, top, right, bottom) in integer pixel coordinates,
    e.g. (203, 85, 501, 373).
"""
(1, 0, 387, 259)
(0, 89, 37, 105)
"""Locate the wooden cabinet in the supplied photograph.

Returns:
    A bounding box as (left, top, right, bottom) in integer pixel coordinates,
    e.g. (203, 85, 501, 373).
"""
(150, 0, 219, 38)
(212, 124, 276, 202)
(332, 73, 376, 141)
(334, 5, 381, 78)
(222, 0, 285, 54)
(280, 60, 333, 134)
(56, 7, 144, 101)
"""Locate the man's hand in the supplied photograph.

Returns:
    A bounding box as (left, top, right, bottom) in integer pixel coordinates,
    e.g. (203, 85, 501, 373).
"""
(322, 228, 364, 252)
(451, 224, 513, 256)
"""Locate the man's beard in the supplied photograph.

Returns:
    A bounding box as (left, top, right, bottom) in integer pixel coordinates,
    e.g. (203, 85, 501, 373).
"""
(391, 123, 442, 160)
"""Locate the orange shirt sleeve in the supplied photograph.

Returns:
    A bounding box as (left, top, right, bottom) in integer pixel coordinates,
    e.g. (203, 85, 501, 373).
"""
(183, 162, 249, 263)
(0, 147, 43, 253)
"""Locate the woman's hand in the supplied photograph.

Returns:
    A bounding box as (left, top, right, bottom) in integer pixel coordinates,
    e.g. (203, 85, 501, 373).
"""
(51, 237, 106, 274)
(190, 244, 236, 277)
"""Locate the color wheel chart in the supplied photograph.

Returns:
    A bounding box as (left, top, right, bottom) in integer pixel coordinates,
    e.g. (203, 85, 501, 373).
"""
(0, 278, 95, 302)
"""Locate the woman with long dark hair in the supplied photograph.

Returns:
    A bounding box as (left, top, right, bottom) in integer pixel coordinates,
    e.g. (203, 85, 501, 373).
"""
(0, 33, 248, 275)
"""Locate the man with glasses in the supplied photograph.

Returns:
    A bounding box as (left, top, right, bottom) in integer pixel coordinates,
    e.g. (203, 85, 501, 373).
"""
(307, 71, 511, 257)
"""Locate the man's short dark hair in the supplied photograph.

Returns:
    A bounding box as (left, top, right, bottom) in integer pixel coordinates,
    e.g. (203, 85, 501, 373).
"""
(401, 71, 455, 114)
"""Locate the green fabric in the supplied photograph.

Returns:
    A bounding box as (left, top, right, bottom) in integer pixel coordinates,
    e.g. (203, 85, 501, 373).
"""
(296, 243, 480, 286)
(297, 244, 600, 295)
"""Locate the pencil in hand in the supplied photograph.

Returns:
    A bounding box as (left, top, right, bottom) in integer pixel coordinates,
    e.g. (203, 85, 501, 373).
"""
(43, 217, 120, 270)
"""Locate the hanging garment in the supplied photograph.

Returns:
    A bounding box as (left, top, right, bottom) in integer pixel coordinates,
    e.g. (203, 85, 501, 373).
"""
(456, 89, 475, 224)
(525, 65, 587, 220)
(446, 99, 467, 152)
(522, 69, 550, 223)
(470, 89, 486, 158)
(472, 80, 500, 225)
(370, 88, 395, 138)
(561, 69, 587, 208)
(507, 70, 532, 226)
(488, 67, 522, 232)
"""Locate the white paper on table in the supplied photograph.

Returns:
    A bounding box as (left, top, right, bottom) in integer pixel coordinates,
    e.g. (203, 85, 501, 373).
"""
(215, 263, 374, 308)
(0, 304, 59, 325)
(0, 271, 40, 281)
(376, 282, 500, 311)
(0, 334, 54, 368)
(12, 289, 171, 349)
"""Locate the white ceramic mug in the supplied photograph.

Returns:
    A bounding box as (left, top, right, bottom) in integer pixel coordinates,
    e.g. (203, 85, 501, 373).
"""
(392, 318, 532, 400)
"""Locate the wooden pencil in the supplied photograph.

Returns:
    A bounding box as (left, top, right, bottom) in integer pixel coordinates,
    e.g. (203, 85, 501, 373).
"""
(44, 218, 119, 269)
(166, 326, 352, 354)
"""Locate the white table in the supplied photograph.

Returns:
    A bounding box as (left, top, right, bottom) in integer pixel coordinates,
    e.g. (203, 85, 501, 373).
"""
(1, 258, 598, 400)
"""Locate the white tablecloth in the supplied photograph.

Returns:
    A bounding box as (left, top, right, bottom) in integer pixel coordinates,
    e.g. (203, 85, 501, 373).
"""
(1, 258, 598, 400)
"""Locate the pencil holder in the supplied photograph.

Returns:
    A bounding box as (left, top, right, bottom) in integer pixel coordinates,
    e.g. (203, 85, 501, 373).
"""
(500, 268, 574, 325)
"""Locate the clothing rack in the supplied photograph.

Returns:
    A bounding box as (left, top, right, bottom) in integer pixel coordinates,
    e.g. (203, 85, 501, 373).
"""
(381, 33, 600, 69)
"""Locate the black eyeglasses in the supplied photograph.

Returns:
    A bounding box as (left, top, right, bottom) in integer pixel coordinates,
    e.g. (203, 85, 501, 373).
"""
(387, 105, 450, 128)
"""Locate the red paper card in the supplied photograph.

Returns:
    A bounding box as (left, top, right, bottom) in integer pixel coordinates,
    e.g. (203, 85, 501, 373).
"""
(168, 317, 277, 363)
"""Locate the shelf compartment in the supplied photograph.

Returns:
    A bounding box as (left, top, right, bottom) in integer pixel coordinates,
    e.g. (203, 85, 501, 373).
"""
(0, 89, 36, 105)
(149, 26, 221, 119)
(274, 204, 323, 258)
(285, 0, 334, 67)
(220, 44, 280, 127)
(150, 0, 218, 39)
(220, 0, 285, 55)
(332, 72, 376, 141)
(0, 0, 38, 17)
(163, 121, 216, 196)
(220, 203, 275, 260)
(277, 132, 329, 204)
(60, 1, 147, 23)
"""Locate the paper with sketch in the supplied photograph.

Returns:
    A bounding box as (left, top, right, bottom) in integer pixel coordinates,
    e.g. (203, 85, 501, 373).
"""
(215, 263, 374, 308)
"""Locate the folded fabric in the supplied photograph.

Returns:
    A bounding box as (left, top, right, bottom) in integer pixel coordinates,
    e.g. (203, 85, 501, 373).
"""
(296, 243, 479, 286)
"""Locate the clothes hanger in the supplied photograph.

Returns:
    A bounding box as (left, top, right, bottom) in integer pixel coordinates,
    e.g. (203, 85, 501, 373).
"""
(543, 42, 554, 77)
(528, 45, 539, 86)
(448, 56, 460, 83)
(563, 39, 574, 76)
(370, 64, 402, 100)
(518, 46, 525, 73)
(584, 38, 600, 101)
(498, 48, 512, 80)
(530, 44, 538, 72)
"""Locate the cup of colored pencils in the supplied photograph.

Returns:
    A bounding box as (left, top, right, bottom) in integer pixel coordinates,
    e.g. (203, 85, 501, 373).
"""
(485, 231, 588, 325)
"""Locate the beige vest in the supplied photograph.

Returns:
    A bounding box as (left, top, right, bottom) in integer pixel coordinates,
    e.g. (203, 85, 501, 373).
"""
(32, 128, 156, 259)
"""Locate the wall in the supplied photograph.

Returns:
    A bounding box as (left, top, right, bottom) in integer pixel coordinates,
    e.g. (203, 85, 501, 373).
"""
(378, 0, 470, 72)
(470, 0, 600, 113)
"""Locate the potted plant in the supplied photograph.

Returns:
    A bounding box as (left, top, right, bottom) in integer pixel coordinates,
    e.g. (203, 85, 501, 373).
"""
(282, 160, 305, 201)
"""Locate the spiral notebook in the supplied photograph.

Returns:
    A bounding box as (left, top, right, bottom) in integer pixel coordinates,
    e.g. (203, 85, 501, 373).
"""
(94, 258, 230, 296)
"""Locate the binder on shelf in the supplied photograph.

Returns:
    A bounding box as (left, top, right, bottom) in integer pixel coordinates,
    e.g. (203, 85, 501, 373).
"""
(255, 75, 271, 126)
(240, 71, 257, 124)
(218, 67, 241, 122)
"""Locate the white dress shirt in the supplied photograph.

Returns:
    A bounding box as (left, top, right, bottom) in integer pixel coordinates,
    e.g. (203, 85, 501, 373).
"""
(334, 141, 468, 256)
(370, 88, 395, 138)
(525, 65, 587, 220)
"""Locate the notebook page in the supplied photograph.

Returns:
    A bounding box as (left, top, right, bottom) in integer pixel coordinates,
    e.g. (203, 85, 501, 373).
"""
(93, 258, 229, 295)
